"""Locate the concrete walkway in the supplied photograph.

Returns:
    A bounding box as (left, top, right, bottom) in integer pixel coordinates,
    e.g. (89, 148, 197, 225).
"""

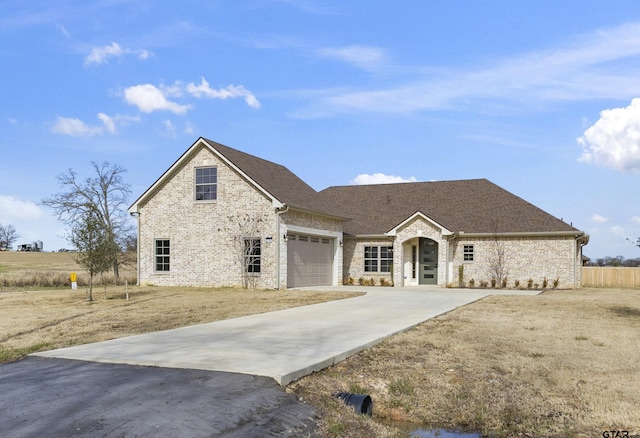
(34, 287, 539, 385)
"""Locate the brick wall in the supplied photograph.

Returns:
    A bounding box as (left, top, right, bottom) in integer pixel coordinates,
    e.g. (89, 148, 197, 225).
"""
(138, 145, 278, 288)
(343, 238, 395, 285)
(450, 236, 580, 288)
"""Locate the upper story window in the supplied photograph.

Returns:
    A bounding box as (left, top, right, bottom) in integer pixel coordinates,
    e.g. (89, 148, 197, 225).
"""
(364, 245, 393, 273)
(195, 167, 217, 201)
(155, 239, 170, 272)
(463, 244, 474, 262)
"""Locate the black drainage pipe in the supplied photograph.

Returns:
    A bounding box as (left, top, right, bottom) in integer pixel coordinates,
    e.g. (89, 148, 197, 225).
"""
(333, 392, 373, 417)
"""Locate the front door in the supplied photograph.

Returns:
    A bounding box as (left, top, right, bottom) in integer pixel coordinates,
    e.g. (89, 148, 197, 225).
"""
(419, 238, 438, 285)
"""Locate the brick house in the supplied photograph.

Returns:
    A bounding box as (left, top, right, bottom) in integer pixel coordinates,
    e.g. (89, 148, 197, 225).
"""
(128, 137, 589, 289)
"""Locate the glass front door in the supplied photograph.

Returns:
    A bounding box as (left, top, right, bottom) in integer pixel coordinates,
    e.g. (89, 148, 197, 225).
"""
(419, 238, 438, 285)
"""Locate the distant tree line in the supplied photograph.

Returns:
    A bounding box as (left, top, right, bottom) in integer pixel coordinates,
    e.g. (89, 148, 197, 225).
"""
(586, 255, 640, 267)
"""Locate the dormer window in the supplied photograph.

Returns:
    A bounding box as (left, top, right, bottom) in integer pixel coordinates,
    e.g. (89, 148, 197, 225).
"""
(195, 167, 217, 201)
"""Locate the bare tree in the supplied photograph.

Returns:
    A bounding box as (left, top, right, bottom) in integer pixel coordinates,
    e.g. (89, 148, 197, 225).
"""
(487, 223, 509, 287)
(227, 214, 265, 289)
(69, 207, 117, 301)
(41, 162, 132, 281)
(0, 223, 19, 250)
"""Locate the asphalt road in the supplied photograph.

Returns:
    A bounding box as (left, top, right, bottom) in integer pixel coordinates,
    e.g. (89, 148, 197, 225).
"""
(0, 357, 319, 438)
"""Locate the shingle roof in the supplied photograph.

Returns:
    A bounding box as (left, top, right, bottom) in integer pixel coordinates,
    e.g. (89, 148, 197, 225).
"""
(317, 179, 579, 236)
(131, 138, 580, 237)
(202, 138, 344, 218)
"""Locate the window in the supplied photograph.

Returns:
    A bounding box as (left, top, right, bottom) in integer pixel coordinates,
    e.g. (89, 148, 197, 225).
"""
(380, 246, 393, 272)
(364, 246, 378, 272)
(463, 244, 474, 262)
(364, 245, 393, 273)
(195, 167, 217, 201)
(244, 238, 261, 274)
(155, 239, 170, 271)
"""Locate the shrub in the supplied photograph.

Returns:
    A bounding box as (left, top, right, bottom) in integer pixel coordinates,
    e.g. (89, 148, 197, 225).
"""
(480, 280, 488, 288)
(527, 278, 534, 289)
(469, 278, 475, 288)
(542, 277, 549, 289)
(553, 278, 560, 289)
(501, 277, 508, 289)
(358, 277, 365, 286)
(514, 279, 520, 289)
(347, 277, 354, 285)
(490, 278, 497, 288)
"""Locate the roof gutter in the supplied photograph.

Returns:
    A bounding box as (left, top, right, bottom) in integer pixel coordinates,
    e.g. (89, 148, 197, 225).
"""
(455, 230, 588, 239)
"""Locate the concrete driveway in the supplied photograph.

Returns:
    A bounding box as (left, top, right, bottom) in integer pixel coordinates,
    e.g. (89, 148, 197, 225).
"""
(33, 286, 537, 385)
(2, 286, 539, 437)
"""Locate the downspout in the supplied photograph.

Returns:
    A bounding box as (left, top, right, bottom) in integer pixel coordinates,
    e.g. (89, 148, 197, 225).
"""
(275, 205, 289, 289)
(573, 236, 577, 288)
(130, 211, 141, 286)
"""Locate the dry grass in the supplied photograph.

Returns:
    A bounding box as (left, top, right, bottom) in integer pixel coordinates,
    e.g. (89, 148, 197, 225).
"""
(0, 286, 361, 364)
(0, 251, 136, 288)
(3, 253, 638, 436)
(288, 288, 640, 437)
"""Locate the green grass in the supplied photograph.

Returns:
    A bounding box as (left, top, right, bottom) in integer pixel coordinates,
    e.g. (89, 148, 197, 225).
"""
(0, 343, 56, 363)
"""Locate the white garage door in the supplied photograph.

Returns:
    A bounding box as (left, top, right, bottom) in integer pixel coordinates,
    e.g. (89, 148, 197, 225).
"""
(287, 234, 334, 287)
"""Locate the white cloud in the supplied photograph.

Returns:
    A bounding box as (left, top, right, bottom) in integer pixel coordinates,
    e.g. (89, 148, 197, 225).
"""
(631, 216, 640, 224)
(52, 113, 138, 137)
(124, 84, 191, 114)
(577, 98, 640, 173)
(592, 214, 608, 223)
(294, 22, 640, 117)
(0, 195, 44, 222)
(611, 225, 626, 237)
(85, 42, 152, 66)
(316, 45, 387, 71)
(186, 78, 261, 109)
(97, 113, 116, 134)
(351, 173, 418, 185)
(163, 120, 177, 138)
(52, 116, 103, 137)
(56, 24, 70, 38)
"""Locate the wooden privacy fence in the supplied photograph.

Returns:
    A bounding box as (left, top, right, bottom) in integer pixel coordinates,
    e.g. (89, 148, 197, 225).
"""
(582, 267, 640, 287)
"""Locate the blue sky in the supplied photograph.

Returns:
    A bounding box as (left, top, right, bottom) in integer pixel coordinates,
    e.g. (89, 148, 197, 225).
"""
(1, 1, 640, 259)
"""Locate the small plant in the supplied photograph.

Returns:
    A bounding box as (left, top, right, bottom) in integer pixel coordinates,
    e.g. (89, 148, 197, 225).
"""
(574, 335, 588, 341)
(542, 277, 549, 289)
(501, 277, 508, 289)
(514, 279, 520, 289)
(349, 382, 368, 394)
(527, 278, 534, 289)
(553, 278, 560, 289)
(480, 280, 488, 288)
(469, 278, 475, 288)
(358, 277, 365, 286)
(379, 277, 391, 286)
(490, 278, 497, 288)
(388, 377, 415, 396)
(326, 418, 346, 437)
(347, 277, 354, 285)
